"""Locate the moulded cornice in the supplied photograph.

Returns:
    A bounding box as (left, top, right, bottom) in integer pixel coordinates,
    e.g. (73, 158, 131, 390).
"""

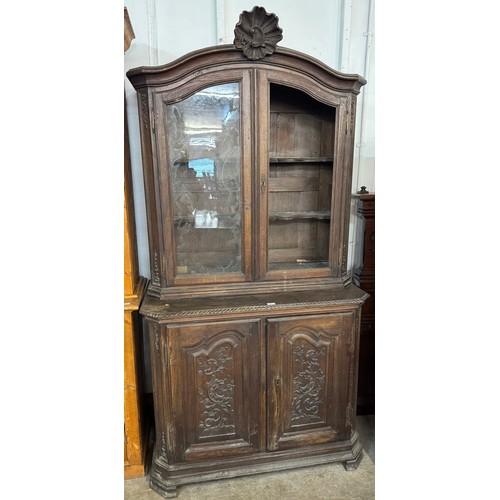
(126, 45, 366, 94)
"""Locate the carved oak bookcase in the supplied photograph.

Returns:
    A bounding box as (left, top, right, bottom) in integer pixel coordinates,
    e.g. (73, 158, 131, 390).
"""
(127, 7, 367, 498)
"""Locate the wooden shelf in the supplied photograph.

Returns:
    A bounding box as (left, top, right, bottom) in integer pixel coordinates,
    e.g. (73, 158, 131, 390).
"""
(269, 211, 331, 222)
(269, 157, 333, 164)
(174, 216, 239, 229)
(268, 260, 329, 270)
(174, 182, 239, 193)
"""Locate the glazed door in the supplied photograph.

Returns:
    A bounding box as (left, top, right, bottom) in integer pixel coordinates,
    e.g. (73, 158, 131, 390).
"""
(267, 313, 354, 451)
(164, 319, 264, 463)
(154, 70, 253, 287)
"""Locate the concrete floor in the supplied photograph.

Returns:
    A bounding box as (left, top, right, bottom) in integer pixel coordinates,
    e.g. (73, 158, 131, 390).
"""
(125, 415, 374, 500)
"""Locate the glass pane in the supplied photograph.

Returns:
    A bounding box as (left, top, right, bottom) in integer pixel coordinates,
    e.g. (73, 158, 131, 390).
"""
(166, 83, 242, 276)
(267, 84, 335, 272)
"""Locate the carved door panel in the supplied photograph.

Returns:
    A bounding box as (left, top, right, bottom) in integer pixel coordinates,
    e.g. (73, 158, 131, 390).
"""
(267, 313, 354, 451)
(165, 319, 264, 463)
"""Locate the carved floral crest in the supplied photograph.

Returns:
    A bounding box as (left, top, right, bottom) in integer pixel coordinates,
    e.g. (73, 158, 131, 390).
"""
(233, 6, 283, 60)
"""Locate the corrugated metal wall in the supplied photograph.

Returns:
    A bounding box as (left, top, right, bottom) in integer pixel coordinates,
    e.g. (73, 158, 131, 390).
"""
(124, 0, 375, 277)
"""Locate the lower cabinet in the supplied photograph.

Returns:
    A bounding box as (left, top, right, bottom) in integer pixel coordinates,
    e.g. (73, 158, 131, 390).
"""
(145, 299, 364, 498)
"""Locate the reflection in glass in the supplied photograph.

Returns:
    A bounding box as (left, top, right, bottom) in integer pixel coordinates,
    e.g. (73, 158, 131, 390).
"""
(166, 83, 242, 276)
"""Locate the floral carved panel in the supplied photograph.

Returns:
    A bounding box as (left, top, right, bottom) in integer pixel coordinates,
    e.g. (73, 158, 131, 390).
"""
(291, 338, 327, 425)
(196, 344, 236, 438)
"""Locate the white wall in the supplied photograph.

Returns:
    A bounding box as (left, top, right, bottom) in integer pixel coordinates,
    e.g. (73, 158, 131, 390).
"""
(124, 0, 375, 277)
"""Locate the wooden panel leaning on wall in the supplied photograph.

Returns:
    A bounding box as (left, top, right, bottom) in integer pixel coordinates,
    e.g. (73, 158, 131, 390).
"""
(124, 6, 151, 479)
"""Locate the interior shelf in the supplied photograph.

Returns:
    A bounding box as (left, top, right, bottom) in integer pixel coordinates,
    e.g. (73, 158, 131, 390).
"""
(173, 182, 239, 193)
(268, 259, 329, 270)
(269, 157, 333, 164)
(269, 211, 331, 222)
(174, 215, 239, 229)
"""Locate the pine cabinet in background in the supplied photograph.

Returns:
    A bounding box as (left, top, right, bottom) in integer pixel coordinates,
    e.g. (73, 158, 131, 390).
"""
(124, 6, 151, 479)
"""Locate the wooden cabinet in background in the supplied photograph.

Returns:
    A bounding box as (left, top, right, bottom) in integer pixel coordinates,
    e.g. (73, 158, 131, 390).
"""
(124, 278, 148, 478)
(352, 192, 375, 415)
(124, 6, 151, 479)
(127, 6, 367, 497)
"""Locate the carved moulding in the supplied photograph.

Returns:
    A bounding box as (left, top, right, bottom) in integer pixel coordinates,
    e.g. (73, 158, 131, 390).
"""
(233, 6, 283, 60)
(142, 296, 368, 320)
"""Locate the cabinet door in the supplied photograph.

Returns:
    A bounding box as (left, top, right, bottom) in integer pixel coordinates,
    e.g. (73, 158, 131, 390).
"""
(154, 70, 253, 287)
(255, 70, 350, 281)
(267, 313, 354, 451)
(164, 319, 264, 463)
